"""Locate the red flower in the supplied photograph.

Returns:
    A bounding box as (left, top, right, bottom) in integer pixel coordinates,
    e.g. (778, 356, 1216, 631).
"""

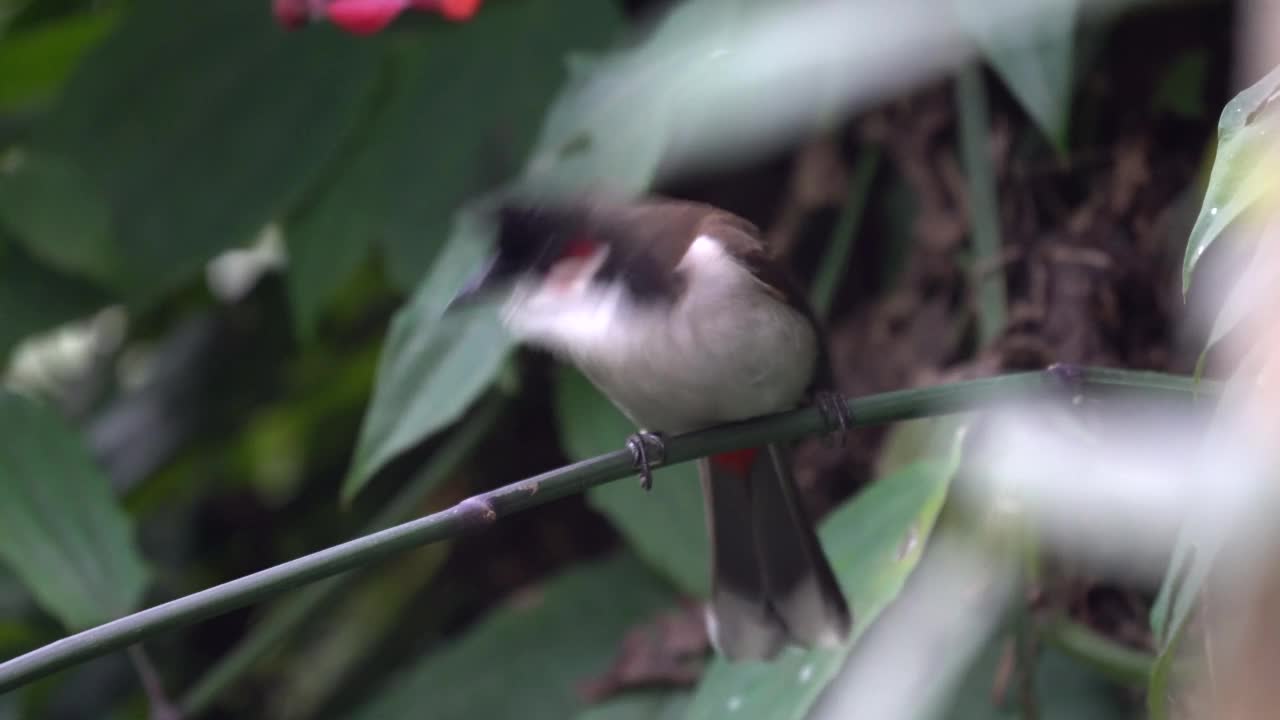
(275, 0, 481, 34)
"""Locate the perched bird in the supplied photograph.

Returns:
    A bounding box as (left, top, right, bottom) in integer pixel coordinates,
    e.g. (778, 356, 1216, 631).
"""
(448, 194, 851, 660)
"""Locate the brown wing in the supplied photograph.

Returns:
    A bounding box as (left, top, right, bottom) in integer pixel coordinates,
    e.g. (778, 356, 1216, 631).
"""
(697, 209, 839, 395)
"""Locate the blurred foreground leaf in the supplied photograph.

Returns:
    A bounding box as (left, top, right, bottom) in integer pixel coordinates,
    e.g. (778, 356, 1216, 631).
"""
(0, 149, 117, 286)
(684, 450, 960, 720)
(1182, 63, 1280, 295)
(0, 391, 149, 629)
(343, 210, 511, 500)
(348, 553, 676, 720)
(36, 0, 381, 300)
(286, 0, 625, 333)
(555, 367, 708, 597)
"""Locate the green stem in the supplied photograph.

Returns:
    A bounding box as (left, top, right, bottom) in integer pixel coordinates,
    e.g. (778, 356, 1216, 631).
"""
(811, 146, 881, 319)
(956, 64, 1008, 345)
(0, 367, 1213, 693)
(178, 393, 506, 715)
(1041, 616, 1155, 685)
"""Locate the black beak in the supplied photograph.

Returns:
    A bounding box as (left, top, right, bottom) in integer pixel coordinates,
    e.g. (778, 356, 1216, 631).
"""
(444, 254, 503, 313)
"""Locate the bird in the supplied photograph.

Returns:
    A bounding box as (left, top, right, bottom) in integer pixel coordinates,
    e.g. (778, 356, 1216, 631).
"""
(447, 193, 852, 661)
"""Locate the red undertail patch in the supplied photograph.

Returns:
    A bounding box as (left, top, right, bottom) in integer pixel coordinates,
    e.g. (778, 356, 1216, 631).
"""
(710, 448, 760, 477)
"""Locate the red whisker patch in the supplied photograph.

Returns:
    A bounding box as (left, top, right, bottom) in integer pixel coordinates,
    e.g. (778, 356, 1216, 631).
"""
(562, 236, 598, 259)
(710, 448, 760, 477)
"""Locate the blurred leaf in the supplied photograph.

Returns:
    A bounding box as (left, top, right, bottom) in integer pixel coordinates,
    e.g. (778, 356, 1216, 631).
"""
(554, 366, 708, 597)
(1182, 63, 1280, 294)
(941, 641, 1130, 720)
(344, 209, 511, 500)
(0, 7, 119, 111)
(35, 0, 381, 301)
(876, 416, 969, 480)
(348, 553, 676, 720)
(1146, 621, 1185, 720)
(0, 236, 109, 363)
(522, 0, 752, 194)
(1191, 237, 1277, 378)
(1147, 511, 1215, 719)
(573, 691, 690, 720)
(0, 149, 117, 286)
(0, 391, 149, 629)
(1152, 50, 1208, 120)
(955, 0, 1077, 151)
(286, 0, 626, 327)
(685, 450, 960, 720)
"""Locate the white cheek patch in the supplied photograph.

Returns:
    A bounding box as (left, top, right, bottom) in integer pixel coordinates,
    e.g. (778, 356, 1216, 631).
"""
(499, 246, 622, 353)
(545, 256, 594, 294)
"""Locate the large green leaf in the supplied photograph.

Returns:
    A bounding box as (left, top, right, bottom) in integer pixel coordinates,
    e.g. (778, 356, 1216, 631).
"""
(554, 366, 709, 597)
(35, 0, 381, 301)
(1182, 63, 1280, 294)
(343, 209, 512, 500)
(0, 149, 117, 286)
(573, 691, 691, 720)
(684, 448, 961, 720)
(955, 0, 1077, 152)
(0, 6, 119, 112)
(349, 553, 676, 720)
(0, 391, 149, 629)
(0, 236, 109, 363)
(285, 0, 626, 335)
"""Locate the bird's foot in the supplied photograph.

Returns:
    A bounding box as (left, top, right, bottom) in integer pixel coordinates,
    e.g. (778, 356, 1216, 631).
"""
(626, 431, 666, 491)
(815, 390, 851, 448)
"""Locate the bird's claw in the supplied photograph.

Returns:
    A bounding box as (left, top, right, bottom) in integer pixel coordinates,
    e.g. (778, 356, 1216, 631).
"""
(815, 390, 851, 448)
(626, 431, 666, 491)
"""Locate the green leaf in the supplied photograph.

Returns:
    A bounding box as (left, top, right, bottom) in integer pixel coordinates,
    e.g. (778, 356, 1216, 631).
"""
(954, 0, 1077, 152)
(0, 236, 109, 363)
(554, 366, 709, 597)
(286, 0, 626, 318)
(0, 7, 119, 112)
(942, 642, 1131, 720)
(343, 209, 512, 500)
(0, 149, 118, 286)
(0, 391, 149, 629)
(684, 449, 960, 720)
(35, 0, 382, 301)
(573, 691, 690, 720)
(348, 553, 676, 720)
(1181, 63, 1280, 294)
